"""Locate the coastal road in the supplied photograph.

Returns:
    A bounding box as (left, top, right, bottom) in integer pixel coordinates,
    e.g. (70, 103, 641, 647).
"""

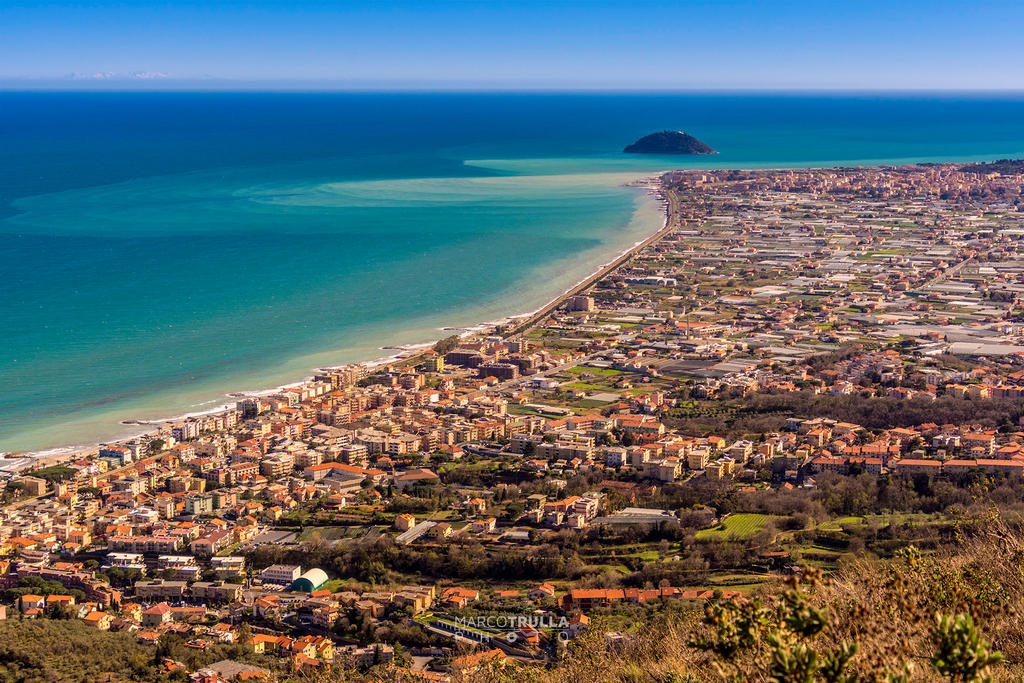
(364, 180, 677, 369)
(915, 244, 999, 295)
(920, 255, 974, 289)
(502, 182, 680, 338)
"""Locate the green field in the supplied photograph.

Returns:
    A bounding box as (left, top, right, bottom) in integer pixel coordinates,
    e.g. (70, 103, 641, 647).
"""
(566, 381, 605, 391)
(507, 405, 554, 417)
(563, 366, 624, 377)
(696, 513, 774, 541)
(816, 512, 942, 530)
(320, 578, 358, 593)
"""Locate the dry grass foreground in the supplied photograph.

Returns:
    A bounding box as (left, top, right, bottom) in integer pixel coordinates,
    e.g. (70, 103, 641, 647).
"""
(442, 510, 1024, 683)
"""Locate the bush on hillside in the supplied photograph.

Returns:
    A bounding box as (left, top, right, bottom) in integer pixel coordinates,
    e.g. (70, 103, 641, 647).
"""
(455, 510, 1024, 682)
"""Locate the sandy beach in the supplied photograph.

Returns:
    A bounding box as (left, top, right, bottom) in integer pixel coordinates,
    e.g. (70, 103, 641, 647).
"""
(2, 177, 670, 472)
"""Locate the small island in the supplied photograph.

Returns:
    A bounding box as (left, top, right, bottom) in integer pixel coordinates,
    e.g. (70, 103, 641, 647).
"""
(624, 130, 716, 155)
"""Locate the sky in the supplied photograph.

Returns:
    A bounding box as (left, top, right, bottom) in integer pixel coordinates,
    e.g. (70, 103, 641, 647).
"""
(2, 0, 1024, 90)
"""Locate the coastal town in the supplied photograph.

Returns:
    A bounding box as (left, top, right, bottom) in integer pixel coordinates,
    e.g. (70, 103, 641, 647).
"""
(4, 159, 1024, 681)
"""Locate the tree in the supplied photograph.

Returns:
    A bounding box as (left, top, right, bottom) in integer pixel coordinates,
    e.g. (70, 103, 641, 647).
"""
(432, 335, 462, 356)
(235, 622, 252, 649)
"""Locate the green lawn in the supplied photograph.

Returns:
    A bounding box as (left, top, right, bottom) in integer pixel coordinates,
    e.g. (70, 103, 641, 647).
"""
(427, 509, 462, 521)
(817, 516, 864, 530)
(320, 578, 353, 593)
(696, 513, 774, 541)
(575, 399, 611, 409)
(584, 563, 631, 574)
(566, 382, 605, 391)
(563, 366, 624, 377)
(607, 549, 663, 561)
(507, 405, 552, 417)
(817, 513, 942, 531)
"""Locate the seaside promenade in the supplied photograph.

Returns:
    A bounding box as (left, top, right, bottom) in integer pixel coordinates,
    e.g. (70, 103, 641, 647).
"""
(366, 178, 677, 369)
(503, 182, 679, 338)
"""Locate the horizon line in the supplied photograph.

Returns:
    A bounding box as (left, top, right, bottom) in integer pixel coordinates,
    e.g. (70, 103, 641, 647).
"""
(3, 85, 1024, 95)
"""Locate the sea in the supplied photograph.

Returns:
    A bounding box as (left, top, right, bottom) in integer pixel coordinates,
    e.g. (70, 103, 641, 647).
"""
(2, 92, 1024, 455)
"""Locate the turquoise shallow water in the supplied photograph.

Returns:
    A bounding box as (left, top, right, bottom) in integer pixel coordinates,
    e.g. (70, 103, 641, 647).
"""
(2, 165, 664, 453)
(3, 92, 1024, 453)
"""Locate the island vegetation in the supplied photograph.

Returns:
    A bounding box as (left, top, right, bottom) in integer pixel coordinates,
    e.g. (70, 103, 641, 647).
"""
(623, 130, 716, 155)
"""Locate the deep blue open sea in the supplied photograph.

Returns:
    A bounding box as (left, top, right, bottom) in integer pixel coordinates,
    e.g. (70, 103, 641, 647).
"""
(2, 92, 1024, 453)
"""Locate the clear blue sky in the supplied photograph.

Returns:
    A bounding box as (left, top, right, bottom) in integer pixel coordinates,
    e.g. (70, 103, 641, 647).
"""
(3, 0, 1023, 90)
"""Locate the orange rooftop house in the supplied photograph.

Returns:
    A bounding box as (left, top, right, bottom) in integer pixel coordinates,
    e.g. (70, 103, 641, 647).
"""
(394, 468, 441, 492)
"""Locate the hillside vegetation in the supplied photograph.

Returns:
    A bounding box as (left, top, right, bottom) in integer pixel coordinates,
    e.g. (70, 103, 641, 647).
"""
(452, 512, 1024, 682)
(0, 620, 158, 682)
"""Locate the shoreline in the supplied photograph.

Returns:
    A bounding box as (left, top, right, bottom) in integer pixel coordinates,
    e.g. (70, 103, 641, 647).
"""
(504, 178, 673, 337)
(2, 175, 670, 472)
